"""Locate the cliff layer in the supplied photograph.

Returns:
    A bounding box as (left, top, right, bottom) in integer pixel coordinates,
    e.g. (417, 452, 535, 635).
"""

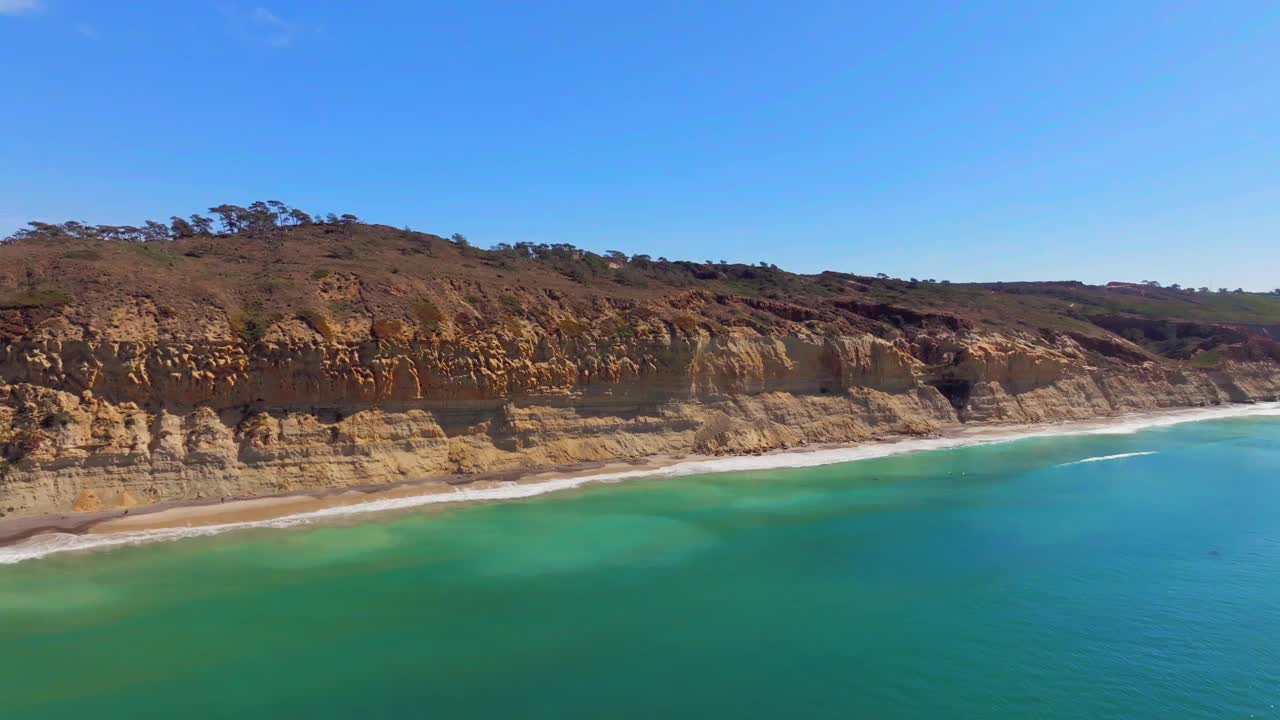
(1, 221, 1278, 517)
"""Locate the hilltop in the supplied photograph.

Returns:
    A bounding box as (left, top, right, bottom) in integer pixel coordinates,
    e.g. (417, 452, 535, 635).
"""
(3, 202, 1278, 364)
(0, 202, 1277, 519)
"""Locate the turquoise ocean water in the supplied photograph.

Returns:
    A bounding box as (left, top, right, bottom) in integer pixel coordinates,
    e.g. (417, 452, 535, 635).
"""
(2, 411, 1279, 718)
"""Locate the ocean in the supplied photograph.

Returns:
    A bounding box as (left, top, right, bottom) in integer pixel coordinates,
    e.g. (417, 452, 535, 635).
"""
(2, 408, 1279, 718)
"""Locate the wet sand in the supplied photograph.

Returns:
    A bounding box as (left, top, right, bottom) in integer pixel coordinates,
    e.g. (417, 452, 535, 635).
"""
(85, 456, 676, 535)
(1, 401, 1275, 551)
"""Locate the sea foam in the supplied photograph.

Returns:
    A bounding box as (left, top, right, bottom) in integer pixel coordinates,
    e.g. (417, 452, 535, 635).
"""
(1057, 451, 1159, 466)
(2, 401, 1277, 564)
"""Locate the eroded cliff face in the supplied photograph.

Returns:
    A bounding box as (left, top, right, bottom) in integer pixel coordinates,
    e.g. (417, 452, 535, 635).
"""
(3, 324, 1278, 518)
(2, 225, 1279, 518)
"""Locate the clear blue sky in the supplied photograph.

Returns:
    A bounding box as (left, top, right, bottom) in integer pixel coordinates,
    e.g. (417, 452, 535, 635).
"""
(2, 1, 1277, 290)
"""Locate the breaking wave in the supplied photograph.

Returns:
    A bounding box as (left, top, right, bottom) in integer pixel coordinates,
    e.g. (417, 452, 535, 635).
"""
(2, 401, 1277, 565)
(1057, 451, 1159, 466)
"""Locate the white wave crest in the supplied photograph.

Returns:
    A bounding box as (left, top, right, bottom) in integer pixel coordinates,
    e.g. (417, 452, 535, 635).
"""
(2, 401, 1276, 565)
(1075, 402, 1280, 435)
(1057, 451, 1158, 466)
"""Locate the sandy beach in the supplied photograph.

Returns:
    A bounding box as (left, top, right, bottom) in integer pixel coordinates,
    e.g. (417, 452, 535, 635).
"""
(2, 401, 1278, 563)
(87, 456, 677, 535)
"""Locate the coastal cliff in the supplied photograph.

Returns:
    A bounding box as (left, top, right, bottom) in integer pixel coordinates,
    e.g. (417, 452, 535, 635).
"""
(2, 217, 1278, 517)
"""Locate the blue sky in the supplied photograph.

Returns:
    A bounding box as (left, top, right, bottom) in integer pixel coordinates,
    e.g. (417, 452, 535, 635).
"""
(1, 1, 1277, 290)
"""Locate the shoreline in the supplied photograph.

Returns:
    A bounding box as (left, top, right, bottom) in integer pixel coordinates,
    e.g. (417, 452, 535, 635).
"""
(2, 400, 1278, 564)
(0, 458, 665, 545)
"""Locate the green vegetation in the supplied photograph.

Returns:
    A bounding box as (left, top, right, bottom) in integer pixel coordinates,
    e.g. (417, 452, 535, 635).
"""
(127, 243, 174, 265)
(5, 200, 1275, 327)
(1190, 349, 1223, 369)
(39, 411, 72, 430)
(1, 202, 1276, 370)
(413, 301, 445, 332)
(673, 314, 700, 334)
(1, 427, 40, 463)
(557, 317, 586, 337)
(1076, 289, 1280, 325)
(296, 310, 335, 342)
(230, 310, 267, 344)
(258, 279, 290, 296)
(1, 200, 355, 244)
(328, 300, 358, 316)
(0, 289, 71, 310)
(62, 247, 103, 261)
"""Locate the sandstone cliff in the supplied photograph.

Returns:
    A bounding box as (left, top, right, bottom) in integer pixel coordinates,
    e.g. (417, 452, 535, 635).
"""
(1, 221, 1277, 517)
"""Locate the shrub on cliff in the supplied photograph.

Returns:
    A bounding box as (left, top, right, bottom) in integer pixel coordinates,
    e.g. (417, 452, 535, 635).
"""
(0, 289, 70, 310)
(557, 317, 586, 337)
(673, 314, 700, 334)
(413, 301, 445, 332)
(1190, 349, 1222, 369)
(372, 318, 409, 341)
(3, 426, 46, 463)
(231, 311, 268, 344)
(39, 412, 72, 429)
(296, 311, 335, 342)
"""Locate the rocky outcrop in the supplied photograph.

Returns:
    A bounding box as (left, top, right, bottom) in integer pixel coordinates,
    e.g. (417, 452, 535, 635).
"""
(3, 325, 1278, 518)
